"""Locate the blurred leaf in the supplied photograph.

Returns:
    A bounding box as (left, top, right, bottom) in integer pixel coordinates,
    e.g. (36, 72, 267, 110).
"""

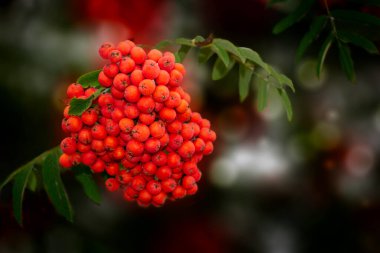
(272, 0, 315, 34)
(338, 31, 379, 54)
(198, 47, 215, 63)
(266, 65, 294, 92)
(213, 38, 246, 62)
(12, 164, 33, 225)
(154, 40, 174, 50)
(212, 58, 236, 80)
(239, 64, 253, 102)
(257, 77, 268, 111)
(317, 34, 334, 78)
(211, 44, 230, 67)
(238, 47, 270, 72)
(69, 88, 104, 116)
(296, 15, 328, 61)
(277, 88, 293, 121)
(0, 165, 29, 193)
(77, 70, 101, 88)
(42, 150, 73, 222)
(332, 10, 380, 26)
(338, 42, 356, 82)
(175, 38, 193, 46)
(27, 169, 38, 192)
(175, 45, 192, 63)
(71, 165, 101, 205)
(193, 35, 205, 43)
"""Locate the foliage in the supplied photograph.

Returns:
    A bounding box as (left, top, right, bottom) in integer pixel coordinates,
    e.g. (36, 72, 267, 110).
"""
(272, 0, 380, 81)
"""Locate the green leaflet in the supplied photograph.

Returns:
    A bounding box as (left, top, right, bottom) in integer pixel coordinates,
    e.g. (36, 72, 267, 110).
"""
(212, 58, 236, 81)
(238, 64, 253, 102)
(12, 164, 33, 225)
(338, 42, 356, 82)
(77, 69, 101, 88)
(71, 165, 101, 205)
(317, 34, 334, 78)
(272, 0, 315, 34)
(42, 149, 74, 222)
(296, 15, 328, 61)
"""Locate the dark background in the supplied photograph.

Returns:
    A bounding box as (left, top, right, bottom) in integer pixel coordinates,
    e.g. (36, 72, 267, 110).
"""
(1, 0, 380, 252)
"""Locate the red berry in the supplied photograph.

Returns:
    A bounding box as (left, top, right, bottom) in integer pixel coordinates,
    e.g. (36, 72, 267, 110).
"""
(67, 83, 84, 98)
(146, 180, 161, 195)
(60, 137, 77, 154)
(105, 178, 120, 192)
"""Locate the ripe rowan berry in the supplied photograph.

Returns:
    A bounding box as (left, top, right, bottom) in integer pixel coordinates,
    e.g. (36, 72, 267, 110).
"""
(146, 180, 161, 195)
(124, 85, 141, 103)
(155, 70, 170, 86)
(81, 151, 97, 166)
(60, 137, 77, 154)
(131, 176, 146, 191)
(117, 40, 133, 55)
(127, 139, 144, 156)
(105, 163, 119, 176)
(169, 69, 183, 87)
(159, 107, 176, 122)
(65, 116, 83, 132)
(59, 153, 73, 168)
(119, 57, 136, 74)
(144, 138, 161, 153)
(149, 120, 166, 138)
(105, 178, 120, 192)
(152, 151, 167, 166)
(81, 109, 98, 126)
(113, 73, 130, 91)
(132, 124, 150, 142)
(147, 49, 163, 62)
(91, 124, 107, 139)
(153, 85, 169, 102)
(99, 42, 114, 59)
(142, 60, 160, 79)
(158, 55, 174, 72)
(139, 112, 156, 125)
(67, 83, 84, 98)
(172, 186, 187, 199)
(138, 189, 152, 203)
(103, 63, 119, 78)
(162, 178, 177, 193)
(130, 46, 146, 64)
(90, 158, 106, 173)
(138, 79, 156, 96)
(119, 118, 134, 133)
(136, 96, 155, 114)
(142, 162, 157, 176)
(156, 166, 172, 180)
(108, 49, 122, 63)
(98, 71, 113, 87)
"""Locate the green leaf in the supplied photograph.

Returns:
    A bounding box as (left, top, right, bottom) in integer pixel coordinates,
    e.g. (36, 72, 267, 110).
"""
(272, 0, 315, 34)
(337, 31, 379, 54)
(266, 65, 294, 91)
(256, 77, 269, 111)
(338, 42, 356, 82)
(27, 169, 38, 192)
(154, 40, 174, 50)
(211, 44, 230, 67)
(0, 166, 26, 193)
(212, 58, 236, 80)
(296, 15, 328, 61)
(175, 45, 192, 63)
(71, 165, 101, 205)
(332, 10, 380, 26)
(277, 88, 293, 121)
(213, 38, 246, 62)
(12, 164, 33, 225)
(239, 64, 254, 102)
(42, 150, 73, 222)
(69, 88, 104, 116)
(317, 34, 334, 78)
(69, 97, 93, 116)
(175, 38, 193, 46)
(238, 47, 270, 72)
(193, 35, 205, 43)
(198, 47, 215, 63)
(77, 70, 101, 88)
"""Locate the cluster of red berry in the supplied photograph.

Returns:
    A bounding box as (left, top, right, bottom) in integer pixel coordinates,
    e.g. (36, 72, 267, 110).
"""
(59, 40, 216, 207)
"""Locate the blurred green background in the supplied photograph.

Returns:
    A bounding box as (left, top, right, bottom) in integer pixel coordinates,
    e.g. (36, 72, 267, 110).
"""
(1, 0, 380, 252)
